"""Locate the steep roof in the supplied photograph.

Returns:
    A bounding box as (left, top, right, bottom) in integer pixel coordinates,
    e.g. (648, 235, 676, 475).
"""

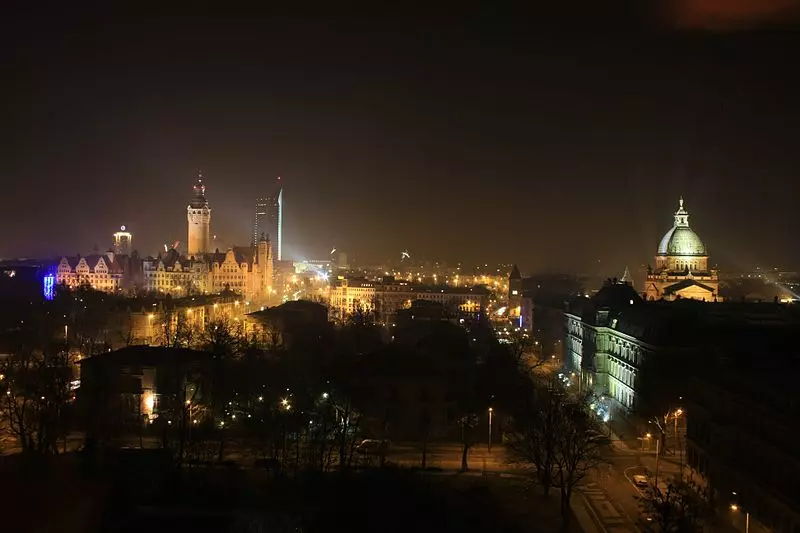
(592, 279, 643, 309)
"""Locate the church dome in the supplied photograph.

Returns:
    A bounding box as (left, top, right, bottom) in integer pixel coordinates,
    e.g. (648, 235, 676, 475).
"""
(658, 226, 706, 256)
(657, 198, 707, 257)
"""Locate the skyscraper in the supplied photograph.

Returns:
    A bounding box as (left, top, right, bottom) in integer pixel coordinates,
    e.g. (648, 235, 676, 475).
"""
(187, 175, 211, 257)
(253, 176, 283, 260)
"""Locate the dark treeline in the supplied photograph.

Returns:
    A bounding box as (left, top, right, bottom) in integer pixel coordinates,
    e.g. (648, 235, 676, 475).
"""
(1, 286, 616, 532)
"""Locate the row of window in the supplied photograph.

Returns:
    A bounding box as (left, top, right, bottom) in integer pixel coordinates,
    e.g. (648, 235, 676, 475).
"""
(608, 357, 636, 390)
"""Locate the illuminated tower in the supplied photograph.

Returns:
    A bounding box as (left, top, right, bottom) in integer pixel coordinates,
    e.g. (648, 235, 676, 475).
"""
(257, 232, 274, 299)
(113, 225, 132, 255)
(187, 175, 211, 257)
(253, 176, 283, 260)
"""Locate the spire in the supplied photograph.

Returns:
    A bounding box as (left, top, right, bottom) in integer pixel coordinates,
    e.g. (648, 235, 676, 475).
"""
(190, 173, 209, 209)
(621, 266, 631, 283)
(509, 264, 522, 280)
(674, 196, 689, 227)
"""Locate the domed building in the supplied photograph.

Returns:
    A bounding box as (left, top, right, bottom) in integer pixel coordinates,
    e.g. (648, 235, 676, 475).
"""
(644, 198, 721, 302)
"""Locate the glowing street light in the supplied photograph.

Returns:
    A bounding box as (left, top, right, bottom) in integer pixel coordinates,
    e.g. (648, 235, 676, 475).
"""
(672, 407, 685, 478)
(730, 493, 750, 533)
(488, 407, 494, 453)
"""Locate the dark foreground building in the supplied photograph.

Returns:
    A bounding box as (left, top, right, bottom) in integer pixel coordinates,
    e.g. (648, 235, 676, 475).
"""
(686, 323, 800, 533)
(246, 300, 329, 348)
(79, 347, 212, 442)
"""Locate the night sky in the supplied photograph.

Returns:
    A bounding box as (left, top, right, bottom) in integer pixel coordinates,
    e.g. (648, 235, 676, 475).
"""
(3, 3, 800, 275)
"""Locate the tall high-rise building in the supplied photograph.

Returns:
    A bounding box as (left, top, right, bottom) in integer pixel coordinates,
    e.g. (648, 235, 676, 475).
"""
(253, 176, 283, 260)
(113, 225, 132, 255)
(187, 175, 212, 257)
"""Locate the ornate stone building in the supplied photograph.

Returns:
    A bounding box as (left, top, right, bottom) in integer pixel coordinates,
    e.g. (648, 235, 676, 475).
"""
(143, 236, 274, 303)
(56, 253, 125, 292)
(644, 198, 721, 301)
(327, 277, 488, 323)
(142, 249, 210, 295)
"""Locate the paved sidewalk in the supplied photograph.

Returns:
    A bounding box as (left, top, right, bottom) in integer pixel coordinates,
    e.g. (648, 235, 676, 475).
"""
(572, 490, 604, 533)
(575, 482, 638, 533)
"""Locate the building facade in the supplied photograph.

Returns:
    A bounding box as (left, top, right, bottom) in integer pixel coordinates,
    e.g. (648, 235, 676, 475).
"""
(143, 236, 273, 303)
(209, 237, 273, 301)
(644, 198, 721, 301)
(564, 279, 650, 420)
(56, 253, 126, 292)
(328, 277, 488, 323)
(142, 250, 210, 296)
(187, 176, 211, 257)
(253, 176, 283, 260)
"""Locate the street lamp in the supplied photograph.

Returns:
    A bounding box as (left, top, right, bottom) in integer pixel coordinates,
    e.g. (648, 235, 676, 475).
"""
(488, 407, 494, 453)
(730, 493, 750, 533)
(673, 408, 685, 478)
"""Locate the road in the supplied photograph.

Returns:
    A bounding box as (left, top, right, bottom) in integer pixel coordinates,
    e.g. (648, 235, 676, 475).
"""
(385, 442, 507, 471)
(581, 436, 690, 533)
(0, 433, 677, 533)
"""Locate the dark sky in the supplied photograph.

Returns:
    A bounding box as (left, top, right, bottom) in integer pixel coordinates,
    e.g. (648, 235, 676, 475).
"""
(3, 3, 800, 275)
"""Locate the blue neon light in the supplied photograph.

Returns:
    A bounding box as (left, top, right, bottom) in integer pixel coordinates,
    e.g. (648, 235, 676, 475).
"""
(43, 273, 55, 301)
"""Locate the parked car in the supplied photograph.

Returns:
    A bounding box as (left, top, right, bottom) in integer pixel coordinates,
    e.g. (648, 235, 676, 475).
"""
(633, 474, 649, 488)
(355, 439, 390, 455)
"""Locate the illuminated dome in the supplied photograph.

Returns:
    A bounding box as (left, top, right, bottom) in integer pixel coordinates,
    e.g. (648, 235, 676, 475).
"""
(657, 198, 707, 257)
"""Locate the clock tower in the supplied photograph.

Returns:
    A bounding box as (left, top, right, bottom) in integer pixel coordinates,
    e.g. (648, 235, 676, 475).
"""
(187, 174, 211, 257)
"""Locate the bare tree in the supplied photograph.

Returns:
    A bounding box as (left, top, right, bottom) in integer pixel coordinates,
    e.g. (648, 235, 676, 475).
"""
(507, 330, 546, 371)
(505, 380, 562, 496)
(554, 399, 606, 529)
(0, 348, 75, 456)
(456, 413, 478, 472)
(506, 376, 606, 529)
(202, 317, 244, 359)
(201, 318, 245, 462)
(164, 310, 201, 348)
(638, 477, 711, 532)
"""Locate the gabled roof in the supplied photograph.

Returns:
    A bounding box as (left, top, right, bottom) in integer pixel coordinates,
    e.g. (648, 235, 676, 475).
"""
(60, 256, 81, 269)
(663, 279, 716, 295)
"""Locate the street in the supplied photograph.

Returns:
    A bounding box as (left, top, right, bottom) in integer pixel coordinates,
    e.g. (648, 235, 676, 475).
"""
(0, 432, 684, 533)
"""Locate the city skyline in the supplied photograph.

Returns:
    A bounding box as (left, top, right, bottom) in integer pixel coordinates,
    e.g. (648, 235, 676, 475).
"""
(3, 10, 800, 272)
(2, 7, 800, 533)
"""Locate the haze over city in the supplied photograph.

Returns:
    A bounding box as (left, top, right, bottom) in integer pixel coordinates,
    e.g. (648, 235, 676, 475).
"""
(3, 5, 800, 533)
(3, 5, 800, 272)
